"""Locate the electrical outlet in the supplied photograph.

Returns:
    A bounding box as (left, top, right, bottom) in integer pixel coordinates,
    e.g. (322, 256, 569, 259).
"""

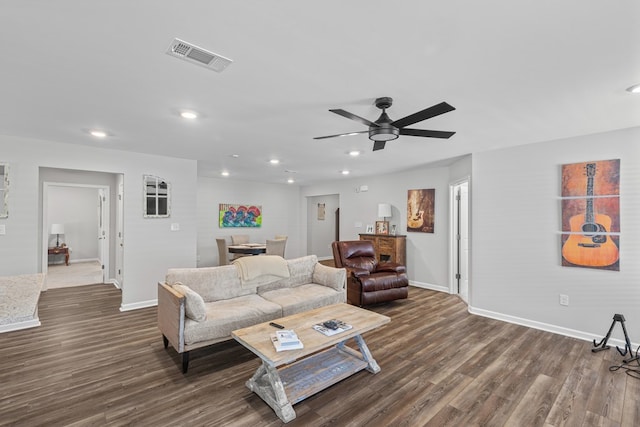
(559, 294, 569, 306)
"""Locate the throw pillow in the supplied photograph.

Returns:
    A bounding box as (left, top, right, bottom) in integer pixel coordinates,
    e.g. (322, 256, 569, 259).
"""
(173, 283, 207, 322)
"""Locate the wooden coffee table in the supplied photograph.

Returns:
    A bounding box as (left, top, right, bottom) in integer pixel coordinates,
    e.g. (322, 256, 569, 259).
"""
(232, 303, 390, 423)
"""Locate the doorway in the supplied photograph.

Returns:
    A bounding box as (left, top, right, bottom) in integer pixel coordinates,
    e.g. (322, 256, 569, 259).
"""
(450, 178, 470, 304)
(42, 183, 109, 289)
(306, 194, 339, 260)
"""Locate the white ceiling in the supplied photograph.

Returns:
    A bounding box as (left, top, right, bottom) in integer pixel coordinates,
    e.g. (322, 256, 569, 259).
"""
(2, 1, 639, 185)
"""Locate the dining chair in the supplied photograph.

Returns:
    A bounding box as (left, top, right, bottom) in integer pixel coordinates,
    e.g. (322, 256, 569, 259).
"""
(265, 239, 286, 257)
(231, 235, 250, 245)
(216, 238, 230, 266)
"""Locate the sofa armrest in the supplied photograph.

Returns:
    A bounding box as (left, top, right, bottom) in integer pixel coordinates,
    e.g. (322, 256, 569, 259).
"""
(157, 282, 186, 353)
(312, 263, 347, 291)
(350, 267, 371, 278)
(374, 262, 406, 274)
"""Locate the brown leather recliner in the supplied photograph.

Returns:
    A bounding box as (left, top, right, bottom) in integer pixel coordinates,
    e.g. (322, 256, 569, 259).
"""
(332, 240, 409, 306)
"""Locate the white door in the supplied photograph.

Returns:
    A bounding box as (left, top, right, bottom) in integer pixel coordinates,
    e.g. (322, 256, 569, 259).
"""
(115, 179, 124, 288)
(452, 180, 470, 304)
(97, 188, 108, 283)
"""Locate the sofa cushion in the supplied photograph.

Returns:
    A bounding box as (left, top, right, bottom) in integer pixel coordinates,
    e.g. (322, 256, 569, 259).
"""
(360, 272, 409, 292)
(312, 263, 346, 291)
(173, 283, 207, 322)
(260, 283, 345, 317)
(256, 255, 318, 293)
(182, 294, 282, 346)
(233, 255, 290, 281)
(166, 265, 250, 302)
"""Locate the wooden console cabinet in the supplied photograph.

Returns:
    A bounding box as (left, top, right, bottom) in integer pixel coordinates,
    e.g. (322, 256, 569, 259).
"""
(359, 234, 406, 266)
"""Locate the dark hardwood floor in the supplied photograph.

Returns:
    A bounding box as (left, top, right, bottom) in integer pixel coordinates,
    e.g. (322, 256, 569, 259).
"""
(1, 284, 639, 426)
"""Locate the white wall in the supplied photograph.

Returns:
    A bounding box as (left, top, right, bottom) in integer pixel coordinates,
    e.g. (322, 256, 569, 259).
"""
(46, 186, 99, 262)
(471, 126, 640, 344)
(197, 176, 301, 267)
(306, 194, 339, 259)
(301, 156, 472, 288)
(0, 135, 198, 309)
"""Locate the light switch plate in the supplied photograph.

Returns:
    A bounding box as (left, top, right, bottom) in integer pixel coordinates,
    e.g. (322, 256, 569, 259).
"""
(0, 224, 5, 235)
(171, 223, 180, 231)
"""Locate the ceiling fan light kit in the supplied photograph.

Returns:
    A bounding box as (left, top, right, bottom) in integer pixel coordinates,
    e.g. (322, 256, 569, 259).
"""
(315, 96, 456, 151)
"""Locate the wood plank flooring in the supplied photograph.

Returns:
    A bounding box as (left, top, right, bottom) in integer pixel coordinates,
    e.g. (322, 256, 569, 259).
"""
(1, 285, 639, 426)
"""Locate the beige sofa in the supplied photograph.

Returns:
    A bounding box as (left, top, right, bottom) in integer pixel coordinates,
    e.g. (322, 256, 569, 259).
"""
(157, 255, 346, 372)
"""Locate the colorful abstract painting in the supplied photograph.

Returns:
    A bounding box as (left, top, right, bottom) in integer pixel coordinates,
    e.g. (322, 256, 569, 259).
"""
(219, 204, 262, 228)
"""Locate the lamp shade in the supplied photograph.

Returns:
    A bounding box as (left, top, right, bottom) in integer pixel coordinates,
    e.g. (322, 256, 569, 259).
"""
(377, 203, 392, 218)
(50, 224, 65, 235)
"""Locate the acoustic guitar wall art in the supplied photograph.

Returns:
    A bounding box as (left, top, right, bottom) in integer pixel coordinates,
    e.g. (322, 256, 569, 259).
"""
(561, 162, 619, 269)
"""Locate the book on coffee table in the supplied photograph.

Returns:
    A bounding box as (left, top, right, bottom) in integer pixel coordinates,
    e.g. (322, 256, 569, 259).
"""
(271, 330, 303, 352)
(312, 319, 353, 336)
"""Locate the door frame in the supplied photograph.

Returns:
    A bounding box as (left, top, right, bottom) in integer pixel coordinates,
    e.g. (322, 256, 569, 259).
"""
(42, 182, 110, 290)
(449, 176, 471, 302)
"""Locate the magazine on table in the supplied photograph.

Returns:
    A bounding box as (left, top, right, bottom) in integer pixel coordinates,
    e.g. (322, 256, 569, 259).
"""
(312, 319, 353, 336)
(271, 330, 303, 352)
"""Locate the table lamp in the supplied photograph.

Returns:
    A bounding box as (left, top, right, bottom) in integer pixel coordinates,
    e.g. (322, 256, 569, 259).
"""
(51, 223, 65, 248)
(377, 203, 392, 222)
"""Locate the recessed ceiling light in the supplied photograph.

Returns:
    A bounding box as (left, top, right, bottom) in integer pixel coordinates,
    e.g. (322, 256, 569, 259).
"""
(270, 159, 280, 165)
(287, 178, 295, 184)
(90, 130, 107, 138)
(221, 171, 230, 177)
(349, 150, 361, 157)
(626, 84, 640, 94)
(180, 111, 198, 119)
(231, 154, 240, 158)
(341, 170, 350, 175)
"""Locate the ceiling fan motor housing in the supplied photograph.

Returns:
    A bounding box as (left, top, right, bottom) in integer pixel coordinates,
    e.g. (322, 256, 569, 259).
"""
(370, 101, 399, 141)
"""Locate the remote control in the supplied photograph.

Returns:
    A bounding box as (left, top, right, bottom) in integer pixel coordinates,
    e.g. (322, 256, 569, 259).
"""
(269, 322, 285, 329)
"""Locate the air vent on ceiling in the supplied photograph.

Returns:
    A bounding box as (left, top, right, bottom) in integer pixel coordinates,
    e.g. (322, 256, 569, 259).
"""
(165, 38, 232, 72)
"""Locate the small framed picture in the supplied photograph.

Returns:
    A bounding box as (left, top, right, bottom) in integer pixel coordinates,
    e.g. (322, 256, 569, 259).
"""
(365, 224, 374, 234)
(376, 221, 389, 235)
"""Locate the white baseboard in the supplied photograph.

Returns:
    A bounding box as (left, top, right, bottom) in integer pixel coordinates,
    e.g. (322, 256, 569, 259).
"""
(107, 279, 121, 289)
(120, 299, 157, 312)
(0, 318, 41, 333)
(409, 281, 450, 293)
(468, 306, 639, 350)
(70, 258, 100, 264)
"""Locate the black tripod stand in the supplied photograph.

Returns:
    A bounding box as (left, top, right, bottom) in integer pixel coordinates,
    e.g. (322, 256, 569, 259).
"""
(592, 313, 638, 363)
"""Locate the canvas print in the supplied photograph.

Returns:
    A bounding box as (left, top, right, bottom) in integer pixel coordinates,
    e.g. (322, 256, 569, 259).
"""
(407, 189, 435, 233)
(219, 204, 262, 228)
(317, 203, 325, 220)
(560, 159, 620, 270)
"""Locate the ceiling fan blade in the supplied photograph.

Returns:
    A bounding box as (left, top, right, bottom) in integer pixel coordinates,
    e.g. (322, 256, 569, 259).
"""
(330, 109, 380, 127)
(372, 141, 386, 151)
(391, 102, 455, 128)
(313, 130, 368, 140)
(399, 128, 456, 138)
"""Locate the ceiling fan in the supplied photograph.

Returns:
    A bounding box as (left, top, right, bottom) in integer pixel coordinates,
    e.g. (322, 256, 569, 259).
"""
(314, 97, 456, 151)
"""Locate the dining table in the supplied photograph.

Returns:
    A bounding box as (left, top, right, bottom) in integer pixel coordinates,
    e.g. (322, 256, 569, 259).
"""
(228, 243, 267, 256)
